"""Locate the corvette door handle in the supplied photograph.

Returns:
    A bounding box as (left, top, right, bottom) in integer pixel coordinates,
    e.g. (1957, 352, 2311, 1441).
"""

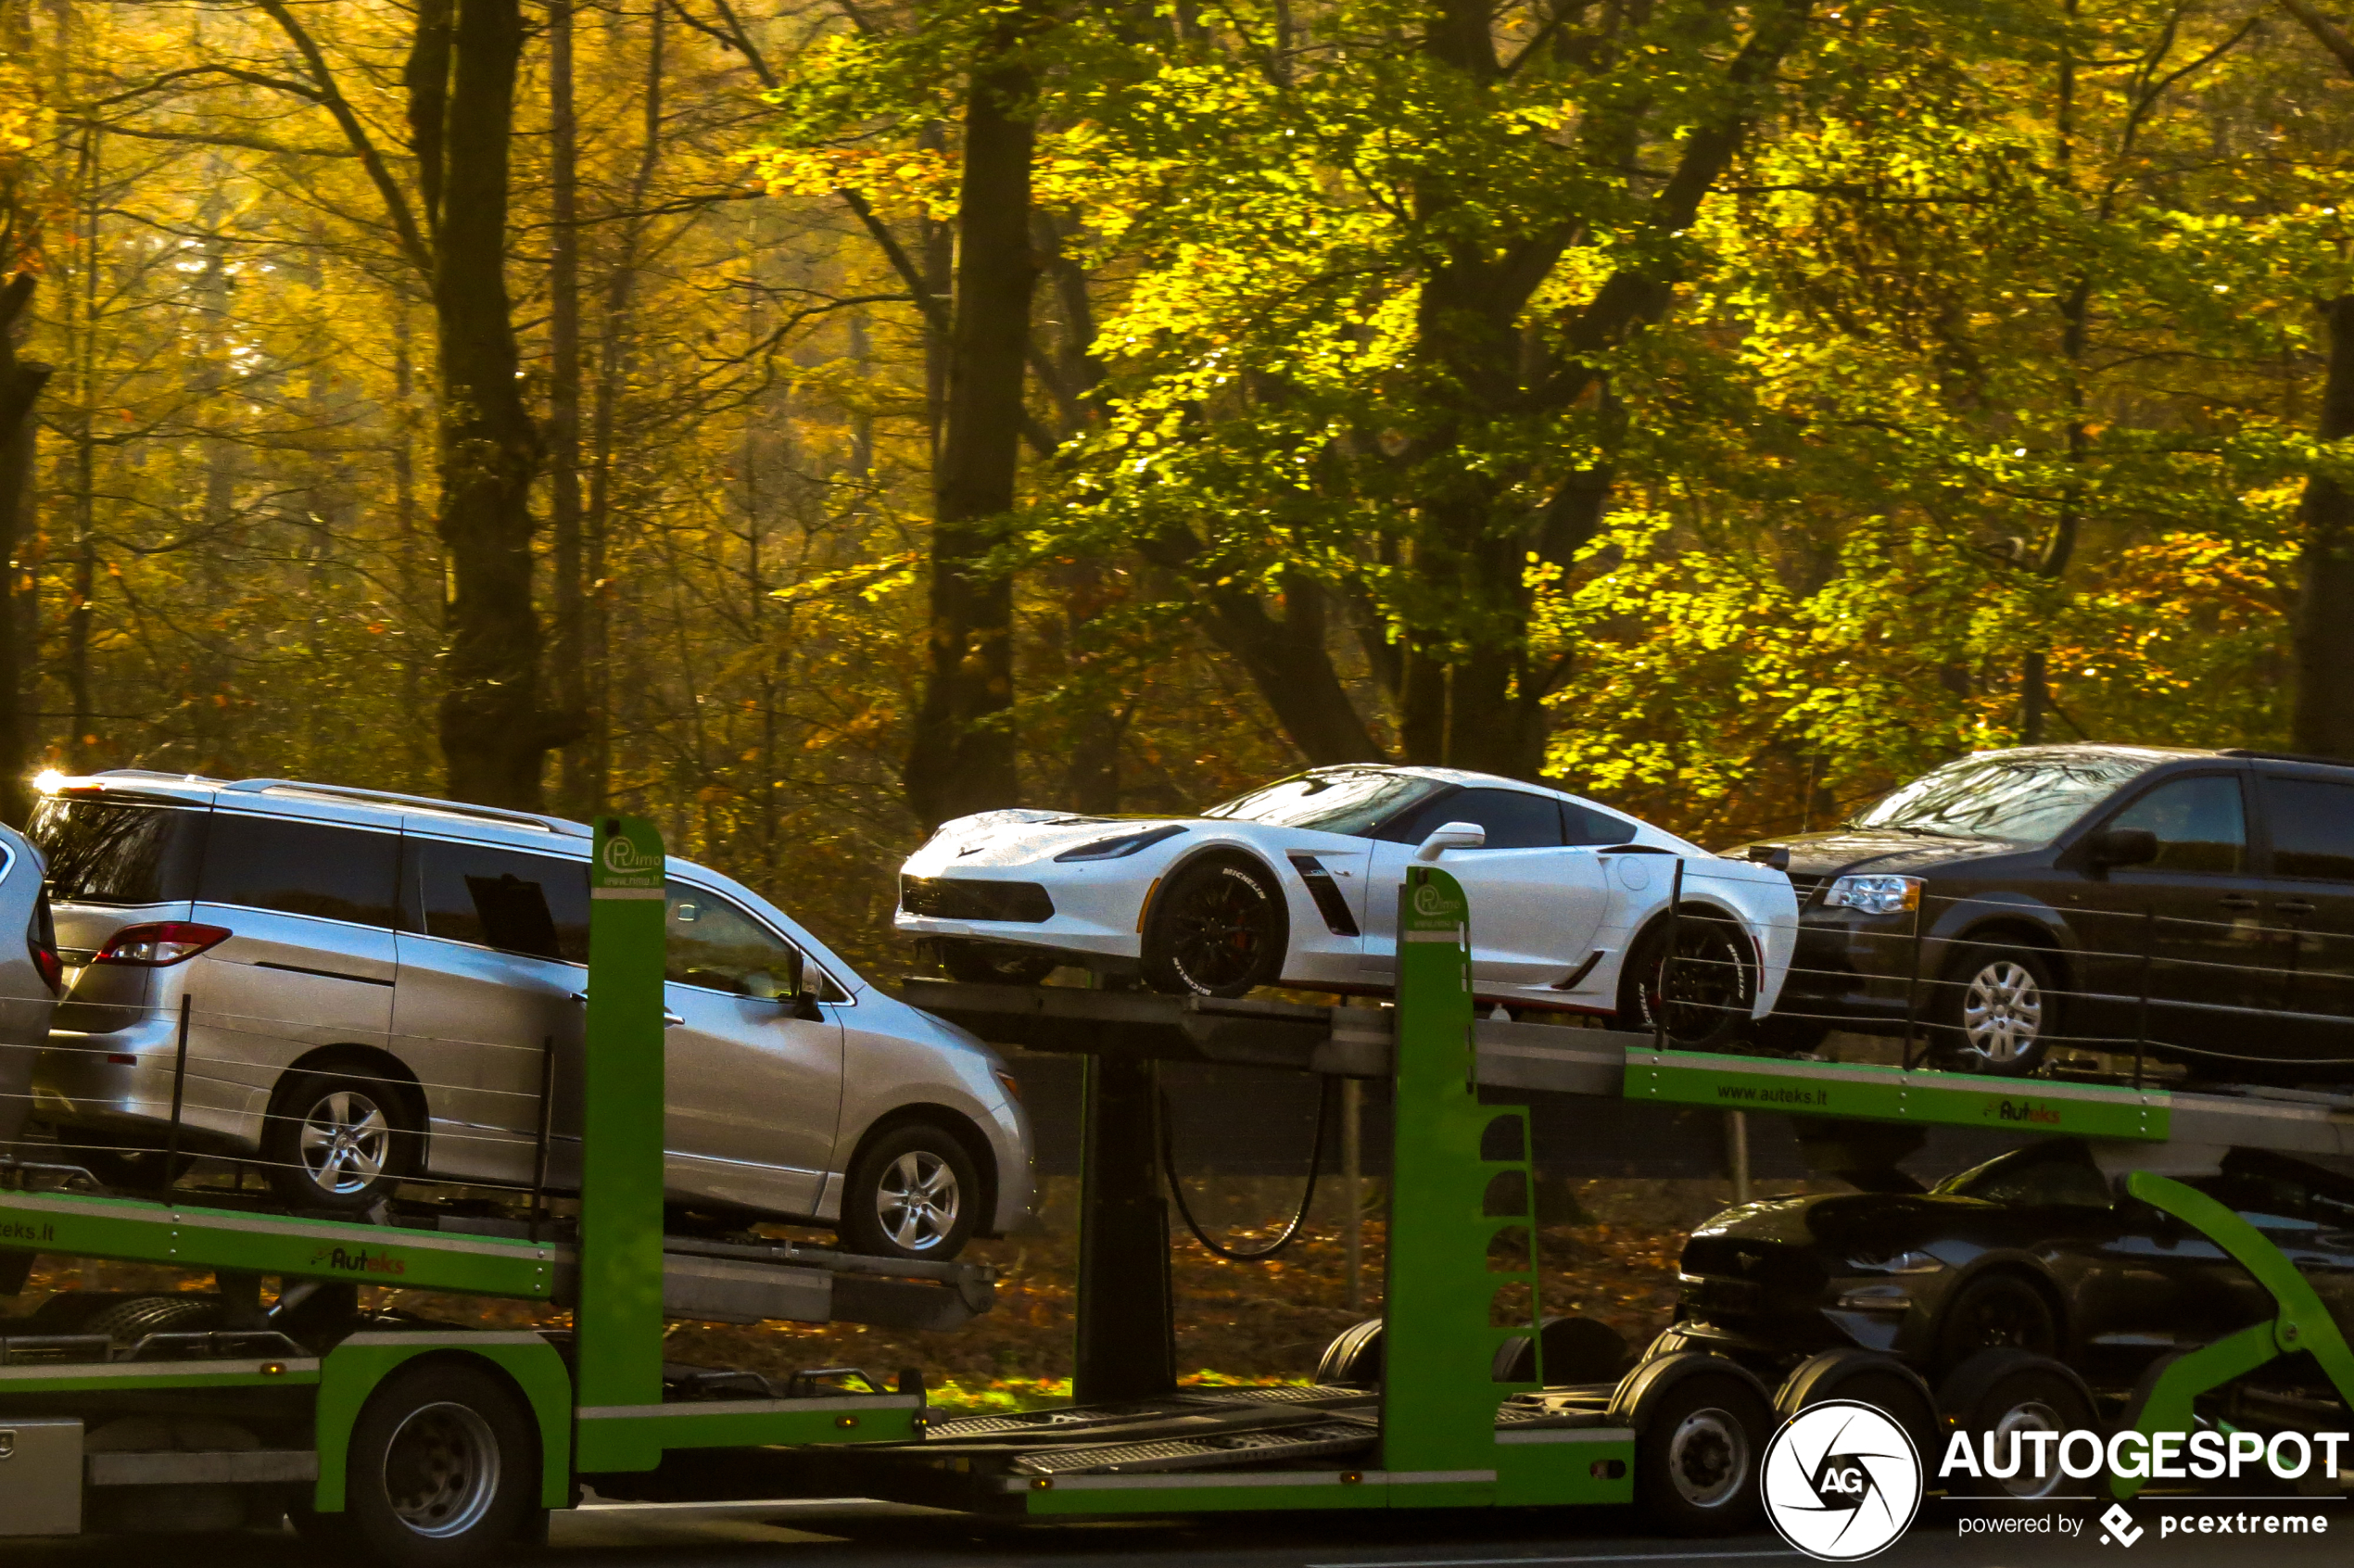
(2277, 900, 2317, 917)
(2216, 895, 2259, 912)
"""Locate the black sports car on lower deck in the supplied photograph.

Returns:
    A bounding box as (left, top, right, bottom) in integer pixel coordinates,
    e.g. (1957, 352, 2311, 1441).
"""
(1670, 1138, 2354, 1389)
(1737, 743, 2354, 1081)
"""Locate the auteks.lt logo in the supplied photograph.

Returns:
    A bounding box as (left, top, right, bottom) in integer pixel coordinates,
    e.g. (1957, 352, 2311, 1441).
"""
(1762, 1400, 1923, 1562)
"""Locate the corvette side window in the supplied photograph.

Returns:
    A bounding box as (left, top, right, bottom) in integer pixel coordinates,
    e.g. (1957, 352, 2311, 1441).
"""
(1386, 789, 1566, 850)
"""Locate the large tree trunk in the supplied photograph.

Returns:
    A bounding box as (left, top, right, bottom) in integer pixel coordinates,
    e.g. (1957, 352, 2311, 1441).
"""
(0, 273, 48, 823)
(2294, 294, 2354, 757)
(548, 0, 590, 816)
(425, 0, 559, 809)
(903, 12, 1040, 831)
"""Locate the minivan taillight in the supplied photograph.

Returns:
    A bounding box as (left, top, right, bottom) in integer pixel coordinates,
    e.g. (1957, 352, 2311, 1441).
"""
(27, 892, 61, 994)
(91, 922, 232, 967)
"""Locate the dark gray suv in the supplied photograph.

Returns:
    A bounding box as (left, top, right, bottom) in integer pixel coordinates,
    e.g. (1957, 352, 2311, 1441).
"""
(1744, 744, 2354, 1081)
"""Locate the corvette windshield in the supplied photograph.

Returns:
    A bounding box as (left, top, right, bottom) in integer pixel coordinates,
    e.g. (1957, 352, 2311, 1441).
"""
(1850, 752, 2160, 845)
(1203, 770, 1447, 838)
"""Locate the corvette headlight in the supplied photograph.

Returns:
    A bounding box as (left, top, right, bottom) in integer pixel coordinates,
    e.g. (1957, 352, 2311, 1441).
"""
(1823, 874, 1921, 915)
(1053, 824, 1188, 863)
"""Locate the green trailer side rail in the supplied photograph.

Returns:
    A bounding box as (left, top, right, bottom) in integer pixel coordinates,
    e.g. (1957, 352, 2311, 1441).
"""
(1626, 1046, 2172, 1142)
(0, 1189, 557, 1297)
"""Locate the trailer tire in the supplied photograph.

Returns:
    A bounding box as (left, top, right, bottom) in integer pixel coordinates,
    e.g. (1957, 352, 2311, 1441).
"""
(1627, 1359, 1771, 1535)
(342, 1359, 540, 1568)
(1774, 1348, 1941, 1466)
(82, 1293, 221, 1347)
(1314, 1319, 1384, 1388)
(1936, 1348, 2095, 1499)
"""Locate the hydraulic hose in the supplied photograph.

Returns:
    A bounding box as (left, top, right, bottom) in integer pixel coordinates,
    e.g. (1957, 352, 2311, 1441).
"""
(1159, 1074, 1332, 1261)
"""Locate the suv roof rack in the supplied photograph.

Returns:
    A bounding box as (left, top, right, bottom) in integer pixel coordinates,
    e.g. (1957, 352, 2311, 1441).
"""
(2216, 749, 2354, 770)
(219, 778, 593, 839)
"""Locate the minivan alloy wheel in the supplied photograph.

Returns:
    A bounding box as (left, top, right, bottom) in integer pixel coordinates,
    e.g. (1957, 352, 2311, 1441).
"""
(299, 1089, 394, 1196)
(1960, 961, 2044, 1066)
(875, 1149, 961, 1253)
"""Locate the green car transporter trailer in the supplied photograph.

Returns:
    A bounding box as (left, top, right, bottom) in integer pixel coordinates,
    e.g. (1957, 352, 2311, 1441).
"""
(1, 820, 2351, 1560)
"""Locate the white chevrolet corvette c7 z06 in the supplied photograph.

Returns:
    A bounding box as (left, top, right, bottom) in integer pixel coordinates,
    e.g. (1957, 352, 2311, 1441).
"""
(897, 765, 1798, 1045)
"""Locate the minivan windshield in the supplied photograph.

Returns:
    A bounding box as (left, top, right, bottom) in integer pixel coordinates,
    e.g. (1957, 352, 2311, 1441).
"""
(1850, 752, 2161, 845)
(1203, 769, 1448, 838)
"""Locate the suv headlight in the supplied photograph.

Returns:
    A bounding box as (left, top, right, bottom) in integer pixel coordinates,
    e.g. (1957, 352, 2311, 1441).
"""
(1823, 874, 1922, 915)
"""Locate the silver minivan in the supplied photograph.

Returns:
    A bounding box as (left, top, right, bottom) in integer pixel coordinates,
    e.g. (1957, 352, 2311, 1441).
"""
(26, 772, 1032, 1260)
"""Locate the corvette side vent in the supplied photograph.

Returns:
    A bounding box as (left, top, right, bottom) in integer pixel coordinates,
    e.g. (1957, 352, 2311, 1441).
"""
(1287, 855, 1361, 937)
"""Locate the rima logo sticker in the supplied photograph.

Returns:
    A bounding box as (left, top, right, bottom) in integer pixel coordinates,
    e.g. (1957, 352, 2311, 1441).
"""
(1762, 1400, 1922, 1562)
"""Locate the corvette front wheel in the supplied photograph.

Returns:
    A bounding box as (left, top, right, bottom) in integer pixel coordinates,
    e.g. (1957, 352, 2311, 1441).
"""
(1142, 856, 1288, 997)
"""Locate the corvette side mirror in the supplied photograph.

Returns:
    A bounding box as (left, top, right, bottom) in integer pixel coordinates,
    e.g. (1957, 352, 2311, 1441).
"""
(1414, 821, 1487, 862)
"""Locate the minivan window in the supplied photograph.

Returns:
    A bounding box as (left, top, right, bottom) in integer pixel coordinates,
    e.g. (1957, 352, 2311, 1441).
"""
(403, 840, 590, 964)
(26, 796, 203, 904)
(1851, 752, 2160, 844)
(2264, 777, 2354, 882)
(2103, 775, 2246, 876)
(200, 813, 400, 927)
(668, 884, 841, 1001)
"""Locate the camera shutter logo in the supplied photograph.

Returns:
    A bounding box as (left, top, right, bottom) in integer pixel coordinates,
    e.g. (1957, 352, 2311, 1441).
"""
(1761, 1400, 1923, 1562)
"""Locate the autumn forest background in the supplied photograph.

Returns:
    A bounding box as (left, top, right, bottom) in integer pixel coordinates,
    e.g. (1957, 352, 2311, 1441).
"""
(0, 0, 2350, 974)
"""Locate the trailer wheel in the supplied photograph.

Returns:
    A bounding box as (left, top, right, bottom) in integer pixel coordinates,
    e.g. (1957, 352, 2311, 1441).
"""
(1634, 1368, 1770, 1535)
(1314, 1319, 1384, 1387)
(342, 1359, 540, 1568)
(1774, 1348, 1941, 1466)
(1937, 1349, 2095, 1500)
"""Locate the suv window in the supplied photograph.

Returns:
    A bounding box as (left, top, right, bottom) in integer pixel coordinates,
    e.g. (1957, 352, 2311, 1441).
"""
(667, 883, 842, 1001)
(2263, 777, 2354, 882)
(27, 797, 203, 904)
(199, 814, 400, 927)
(2103, 775, 2246, 875)
(403, 840, 590, 964)
(1378, 788, 1566, 849)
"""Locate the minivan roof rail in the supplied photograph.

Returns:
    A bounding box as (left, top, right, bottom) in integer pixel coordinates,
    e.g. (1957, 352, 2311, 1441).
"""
(2216, 749, 2354, 770)
(219, 778, 593, 838)
(89, 768, 218, 784)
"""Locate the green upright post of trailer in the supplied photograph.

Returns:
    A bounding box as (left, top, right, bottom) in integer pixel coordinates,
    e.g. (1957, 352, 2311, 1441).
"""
(575, 815, 672, 1473)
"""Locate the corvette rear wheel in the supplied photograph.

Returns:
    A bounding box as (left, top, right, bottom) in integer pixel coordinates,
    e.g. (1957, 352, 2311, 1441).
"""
(1142, 856, 1288, 998)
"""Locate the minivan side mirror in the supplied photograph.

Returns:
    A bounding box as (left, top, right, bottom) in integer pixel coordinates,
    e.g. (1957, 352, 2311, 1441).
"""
(2090, 826, 2158, 870)
(1414, 821, 1487, 862)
